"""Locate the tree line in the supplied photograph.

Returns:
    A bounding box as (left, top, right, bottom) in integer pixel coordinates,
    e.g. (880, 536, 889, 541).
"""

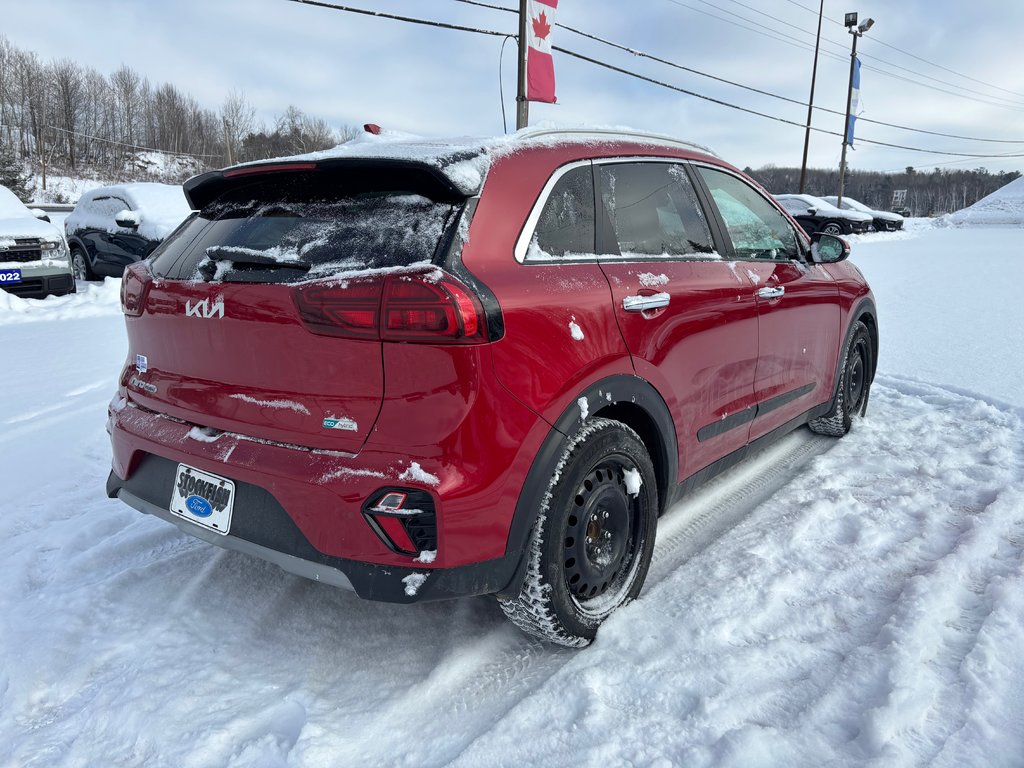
(0, 35, 356, 187)
(745, 164, 1021, 216)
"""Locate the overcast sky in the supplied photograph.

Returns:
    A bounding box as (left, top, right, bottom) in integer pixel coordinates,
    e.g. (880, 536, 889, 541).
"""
(6, 0, 1024, 174)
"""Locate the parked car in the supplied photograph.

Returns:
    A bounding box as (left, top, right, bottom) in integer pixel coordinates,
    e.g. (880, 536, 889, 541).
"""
(0, 185, 75, 298)
(821, 195, 905, 231)
(106, 128, 877, 646)
(773, 193, 873, 236)
(65, 183, 192, 280)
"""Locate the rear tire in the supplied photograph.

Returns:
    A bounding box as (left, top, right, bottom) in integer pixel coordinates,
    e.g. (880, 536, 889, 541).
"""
(810, 320, 872, 437)
(821, 221, 845, 236)
(498, 418, 658, 647)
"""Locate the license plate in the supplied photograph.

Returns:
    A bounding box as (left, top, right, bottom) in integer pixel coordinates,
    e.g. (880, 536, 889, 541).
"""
(169, 463, 234, 535)
(0, 268, 22, 285)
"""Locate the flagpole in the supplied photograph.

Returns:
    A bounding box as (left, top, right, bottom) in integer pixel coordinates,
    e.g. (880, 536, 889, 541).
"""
(516, 0, 529, 129)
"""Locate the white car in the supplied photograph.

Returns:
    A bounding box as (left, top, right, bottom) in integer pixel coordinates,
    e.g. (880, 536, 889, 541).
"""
(821, 196, 905, 231)
(773, 193, 874, 236)
(0, 185, 75, 298)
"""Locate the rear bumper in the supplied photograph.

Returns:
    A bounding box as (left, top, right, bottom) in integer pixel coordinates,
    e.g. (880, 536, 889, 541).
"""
(107, 462, 518, 603)
(107, 391, 545, 602)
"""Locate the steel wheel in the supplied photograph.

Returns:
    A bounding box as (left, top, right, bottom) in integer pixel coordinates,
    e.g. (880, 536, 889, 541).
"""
(563, 456, 645, 615)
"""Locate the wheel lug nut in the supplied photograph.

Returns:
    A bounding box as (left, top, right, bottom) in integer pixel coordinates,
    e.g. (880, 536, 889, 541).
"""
(602, 511, 608, 519)
(586, 536, 593, 544)
(603, 531, 611, 539)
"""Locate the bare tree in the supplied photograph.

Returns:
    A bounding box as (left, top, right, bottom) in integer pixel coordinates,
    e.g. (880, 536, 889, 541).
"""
(51, 58, 84, 170)
(221, 88, 255, 165)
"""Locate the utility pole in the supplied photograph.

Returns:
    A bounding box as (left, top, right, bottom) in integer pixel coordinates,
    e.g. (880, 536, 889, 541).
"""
(798, 0, 824, 194)
(837, 13, 874, 209)
(516, 0, 529, 130)
(223, 117, 233, 166)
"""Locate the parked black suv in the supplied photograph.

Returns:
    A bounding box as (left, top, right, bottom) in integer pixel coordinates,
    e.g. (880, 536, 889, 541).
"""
(66, 183, 191, 279)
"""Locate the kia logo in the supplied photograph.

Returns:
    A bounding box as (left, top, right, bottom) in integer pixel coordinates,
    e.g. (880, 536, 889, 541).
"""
(185, 297, 224, 319)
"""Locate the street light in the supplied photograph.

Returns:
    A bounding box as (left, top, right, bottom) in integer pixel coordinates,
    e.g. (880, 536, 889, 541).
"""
(836, 12, 875, 208)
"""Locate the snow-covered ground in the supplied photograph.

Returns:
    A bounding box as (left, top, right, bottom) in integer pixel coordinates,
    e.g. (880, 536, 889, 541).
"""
(1, 224, 1022, 767)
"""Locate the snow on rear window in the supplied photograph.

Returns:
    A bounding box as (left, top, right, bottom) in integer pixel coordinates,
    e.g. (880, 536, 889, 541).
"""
(157, 193, 458, 283)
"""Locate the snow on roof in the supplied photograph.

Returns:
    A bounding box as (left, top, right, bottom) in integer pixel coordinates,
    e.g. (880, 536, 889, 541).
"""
(0, 185, 31, 219)
(68, 183, 192, 242)
(229, 125, 723, 197)
(944, 175, 1024, 227)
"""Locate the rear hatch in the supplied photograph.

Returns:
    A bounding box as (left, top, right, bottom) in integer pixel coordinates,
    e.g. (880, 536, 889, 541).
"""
(122, 160, 468, 452)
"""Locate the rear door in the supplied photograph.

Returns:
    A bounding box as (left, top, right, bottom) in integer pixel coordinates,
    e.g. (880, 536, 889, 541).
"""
(127, 166, 464, 453)
(695, 166, 840, 440)
(595, 160, 760, 477)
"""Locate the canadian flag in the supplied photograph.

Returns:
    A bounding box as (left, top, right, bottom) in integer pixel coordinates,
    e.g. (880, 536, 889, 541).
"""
(527, 0, 558, 103)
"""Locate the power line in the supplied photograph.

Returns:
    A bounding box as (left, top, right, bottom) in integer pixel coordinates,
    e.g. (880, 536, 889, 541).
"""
(45, 124, 219, 158)
(287, 0, 508, 38)
(778, 0, 1024, 102)
(289, 0, 1024, 159)
(550, 45, 1024, 159)
(665, 0, 1024, 111)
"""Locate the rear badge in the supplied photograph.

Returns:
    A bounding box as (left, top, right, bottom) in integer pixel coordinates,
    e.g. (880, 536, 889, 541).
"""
(129, 376, 157, 395)
(323, 416, 358, 431)
(135, 354, 148, 373)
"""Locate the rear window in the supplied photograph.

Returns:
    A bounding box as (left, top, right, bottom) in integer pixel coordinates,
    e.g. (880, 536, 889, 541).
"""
(150, 172, 461, 283)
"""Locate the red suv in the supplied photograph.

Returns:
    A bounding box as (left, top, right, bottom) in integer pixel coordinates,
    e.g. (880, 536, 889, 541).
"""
(106, 128, 876, 647)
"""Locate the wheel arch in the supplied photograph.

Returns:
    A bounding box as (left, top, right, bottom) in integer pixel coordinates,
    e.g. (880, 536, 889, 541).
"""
(496, 374, 678, 598)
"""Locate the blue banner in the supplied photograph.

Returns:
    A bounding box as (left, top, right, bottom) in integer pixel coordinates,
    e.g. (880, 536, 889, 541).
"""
(846, 57, 861, 147)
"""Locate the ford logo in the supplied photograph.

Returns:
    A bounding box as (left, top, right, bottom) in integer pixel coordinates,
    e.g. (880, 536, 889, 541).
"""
(185, 495, 214, 518)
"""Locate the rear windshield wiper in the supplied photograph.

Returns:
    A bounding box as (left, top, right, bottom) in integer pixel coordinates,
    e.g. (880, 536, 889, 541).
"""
(203, 246, 311, 271)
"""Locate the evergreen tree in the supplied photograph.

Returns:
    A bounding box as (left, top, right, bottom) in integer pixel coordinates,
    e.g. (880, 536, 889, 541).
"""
(0, 142, 32, 201)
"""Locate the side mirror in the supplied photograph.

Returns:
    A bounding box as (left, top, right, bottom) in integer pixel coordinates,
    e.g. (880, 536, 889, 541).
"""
(810, 232, 850, 263)
(806, 207, 817, 216)
(31, 209, 51, 223)
(115, 210, 141, 230)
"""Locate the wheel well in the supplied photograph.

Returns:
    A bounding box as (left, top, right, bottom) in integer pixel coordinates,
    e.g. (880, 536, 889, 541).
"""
(857, 311, 879, 379)
(592, 402, 670, 516)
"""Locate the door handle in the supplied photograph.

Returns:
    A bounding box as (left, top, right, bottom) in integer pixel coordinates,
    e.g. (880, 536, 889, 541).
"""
(757, 286, 785, 300)
(623, 293, 670, 312)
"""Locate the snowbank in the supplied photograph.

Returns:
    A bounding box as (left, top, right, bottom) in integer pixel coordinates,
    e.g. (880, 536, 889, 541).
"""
(943, 175, 1024, 227)
(0, 278, 122, 324)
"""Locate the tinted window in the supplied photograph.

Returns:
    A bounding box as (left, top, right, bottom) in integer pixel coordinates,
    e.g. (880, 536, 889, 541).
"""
(88, 196, 131, 219)
(776, 197, 808, 215)
(528, 165, 595, 259)
(699, 168, 798, 259)
(150, 173, 459, 283)
(598, 162, 713, 257)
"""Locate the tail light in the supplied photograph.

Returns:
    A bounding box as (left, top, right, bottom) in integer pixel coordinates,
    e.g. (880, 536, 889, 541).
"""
(121, 261, 152, 317)
(294, 270, 489, 344)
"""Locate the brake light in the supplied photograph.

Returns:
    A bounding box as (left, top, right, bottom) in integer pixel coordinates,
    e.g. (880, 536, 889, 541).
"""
(121, 261, 151, 317)
(294, 271, 489, 344)
(222, 162, 318, 178)
(295, 279, 383, 340)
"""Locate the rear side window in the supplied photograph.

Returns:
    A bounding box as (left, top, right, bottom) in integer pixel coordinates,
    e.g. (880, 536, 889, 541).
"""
(699, 168, 798, 259)
(89, 196, 131, 218)
(598, 163, 713, 258)
(527, 164, 596, 260)
(150, 173, 461, 283)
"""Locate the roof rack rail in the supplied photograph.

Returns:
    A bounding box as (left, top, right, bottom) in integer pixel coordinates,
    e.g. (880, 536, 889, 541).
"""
(516, 127, 719, 158)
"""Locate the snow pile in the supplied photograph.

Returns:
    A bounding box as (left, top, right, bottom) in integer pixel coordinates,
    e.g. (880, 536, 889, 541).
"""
(0, 278, 121, 324)
(65, 183, 192, 242)
(944, 175, 1024, 227)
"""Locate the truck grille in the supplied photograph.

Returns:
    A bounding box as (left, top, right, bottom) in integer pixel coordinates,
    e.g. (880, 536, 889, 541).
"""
(0, 238, 43, 264)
